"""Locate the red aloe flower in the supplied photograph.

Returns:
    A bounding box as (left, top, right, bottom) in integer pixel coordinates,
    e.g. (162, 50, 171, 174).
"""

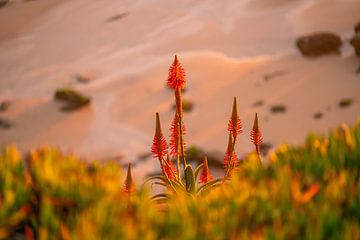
(169, 113, 186, 158)
(123, 164, 135, 195)
(25, 225, 34, 240)
(223, 133, 239, 170)
(200, 157, 213, 184)
(163, 154, 177, 180)
(151, 113, 168, 160)
(250, 112, 262, 155)
(228, 97, 242, 140)
(167, 55, 186, 90)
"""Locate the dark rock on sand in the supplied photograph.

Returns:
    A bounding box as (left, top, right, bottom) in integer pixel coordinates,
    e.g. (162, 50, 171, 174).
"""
(338, 98, 353, 109)
(54, 88, 91, 112)
(107, 12, 129, 22)
(296, 32, 342, 57)
(137, 152, 152, 162)
(270, 105, 286, 114)
(0, 100, 11, 112)
(0, 0, 9, 8)
(350, 34, 360, 56)
(259, 142, 273, 156)
(186, 146, 223, 169)
(355, 21, 360, 34)
(0, 118, 12, 129)
(263, 70, 285, 81)
(253, 100, 264, 107)
(313, 112, 323, 119)
(172, 99, 194, 112)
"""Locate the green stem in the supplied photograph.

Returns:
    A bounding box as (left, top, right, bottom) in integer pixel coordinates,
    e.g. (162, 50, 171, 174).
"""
(175, 89, 187, 169)
(178, 116, 187, 168)
(176, 154, 181, 181)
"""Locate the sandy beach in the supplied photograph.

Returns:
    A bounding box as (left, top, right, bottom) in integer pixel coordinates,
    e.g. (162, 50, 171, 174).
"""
(0, 0, 359, 181)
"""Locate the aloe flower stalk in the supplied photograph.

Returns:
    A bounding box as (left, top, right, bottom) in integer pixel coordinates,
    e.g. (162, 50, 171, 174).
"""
(151, 113, 168, 171)
(170, 113, 186, 178)
(167, 55, 186, 92)
(123, 164, 135, 195)
(169, 113, 186, 158)
(25, 225, 34, 240)
(228, 97, 242, 141)
(223, 133, 238, 171)
(163, 154, 177, 181)
(200, 157, 213, 184)
(224, 97, 242, 179)
(250, 112, 262, 156)
(167, 55, 187, 168)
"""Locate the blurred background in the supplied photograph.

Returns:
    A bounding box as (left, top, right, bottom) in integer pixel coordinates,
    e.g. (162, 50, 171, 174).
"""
(0, 0, 359, 181)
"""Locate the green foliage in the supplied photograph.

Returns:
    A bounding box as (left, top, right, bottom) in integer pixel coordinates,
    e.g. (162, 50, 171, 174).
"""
(0, 120, 360, 239)
(54, 88, 91, 111)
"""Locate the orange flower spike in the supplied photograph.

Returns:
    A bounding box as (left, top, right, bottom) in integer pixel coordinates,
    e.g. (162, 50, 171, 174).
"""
(223, 133, 238, 170)
(151, 113, 168, 160)
(228, 97, 242, 141)
(163, 154, 177, 181)
(169, 113, 186, 158)
(25, 225, 35, 240)
(250, 112, 263, 156)
(291, 174, 320, 204)
(123, 164, 135, 195)
(167, 55, 186, 91)
(200, 157, 213, 184)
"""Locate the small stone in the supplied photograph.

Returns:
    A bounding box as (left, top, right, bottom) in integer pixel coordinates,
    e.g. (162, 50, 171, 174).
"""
(263, 70, 285, 81)
(0, 100, 11, 112)
(350, 34, 360, 56)
(107, 12, 129, 22)
(0, 0, 9, 8)
(338, 98, 353, 108)
(75, 69, 101, 84)
(253, 100, 264, 107)
(172, 99, 194, 112)
(259, 142, 273, 156)
(313, 112, 323, 119)
(355, 21, 360, 34)
(186, 146, 223, 169)
(0, 118, 12, 129)
(270, 105, 286, 114)
(296, 32, 342, 57)
(138, 152, 152, 162)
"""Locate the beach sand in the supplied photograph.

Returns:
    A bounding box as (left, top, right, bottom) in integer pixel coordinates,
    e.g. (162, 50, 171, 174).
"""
(0, 0, 359, 181)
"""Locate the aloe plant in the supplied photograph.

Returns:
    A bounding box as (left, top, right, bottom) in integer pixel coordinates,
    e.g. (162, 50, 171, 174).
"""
(145, 56, 263, 199)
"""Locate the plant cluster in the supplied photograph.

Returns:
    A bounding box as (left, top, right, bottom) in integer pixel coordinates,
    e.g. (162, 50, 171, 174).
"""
(0, 56, 359, 239)
(145, 56, 263, 199)
(0, 120, 359, 239)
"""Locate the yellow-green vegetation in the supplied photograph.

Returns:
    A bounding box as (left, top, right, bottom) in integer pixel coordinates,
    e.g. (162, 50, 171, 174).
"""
(54, 88, 91, 111)
(0, 120, 359, 239)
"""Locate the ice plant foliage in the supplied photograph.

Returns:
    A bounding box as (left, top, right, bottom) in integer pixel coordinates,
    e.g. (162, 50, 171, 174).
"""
(123, 164, 135, 195)
(0, 121, 359, 238)
(250, 112, 262, 156)
(148, 55, 262, 199)
(199, 157, 213, 184)
(291, 174, 320, 204)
